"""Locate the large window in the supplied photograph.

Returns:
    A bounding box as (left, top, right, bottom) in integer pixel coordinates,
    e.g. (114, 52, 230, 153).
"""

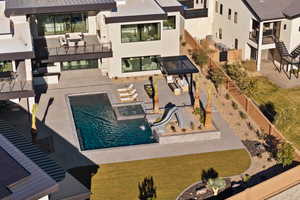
(0, 61, 13, 72)
(163, 16, 176, 30)
(122, 56, 160, 73)
(61, 59, 98, 71)
(37, 13, 88, 36)
(121, 23, 161, 43)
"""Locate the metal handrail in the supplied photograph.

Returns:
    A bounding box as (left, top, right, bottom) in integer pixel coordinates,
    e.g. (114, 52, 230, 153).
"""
(44, 42, 112, 56)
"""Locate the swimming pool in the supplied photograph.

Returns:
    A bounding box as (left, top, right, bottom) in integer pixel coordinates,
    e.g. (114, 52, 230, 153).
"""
(68, 93, 155, 150)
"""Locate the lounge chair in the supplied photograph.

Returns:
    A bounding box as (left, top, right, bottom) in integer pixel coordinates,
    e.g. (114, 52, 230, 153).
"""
(176, 78, 189, 92)
(117, 84, 134, 92)
(120, 93, 138, 102)
(119, 89, 137, 97)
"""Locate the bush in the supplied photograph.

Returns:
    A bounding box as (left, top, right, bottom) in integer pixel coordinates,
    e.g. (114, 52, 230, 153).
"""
(276, 142, 294, 167)
(232, 101, 238, 110)
(225, 93, 230, 100)
(208, 68, 225, 91)
(181, 42, 186, 47)
(242, 174, 251, 183)
(192, 48, 209, 68)
(239, 111, 247, 119)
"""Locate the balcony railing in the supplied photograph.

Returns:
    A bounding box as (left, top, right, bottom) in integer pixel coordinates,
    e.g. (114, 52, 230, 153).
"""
(182, 8, 208, 19)
(45, 42, 112, 57)
(249, 30, 275, 45)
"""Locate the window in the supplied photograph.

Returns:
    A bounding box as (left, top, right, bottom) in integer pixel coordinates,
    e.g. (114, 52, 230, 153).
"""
(0, 61, 13, 72)
(121, 23, 161, 43)
(219, 28, 222, 39)
(299, 26, 300, 32)
(284, 24, 287, 30)
(61, 60, 98, 71)
(234, 12, 238, 23)
(228, 9, 232, 20)
(234, 38, 238, 49)
(122, 56, 160, 73)
(220, 4, 223, 15)
(163, 16, 176, 30)
(215, 1, 218, 13)
(37, 13, 88, 36)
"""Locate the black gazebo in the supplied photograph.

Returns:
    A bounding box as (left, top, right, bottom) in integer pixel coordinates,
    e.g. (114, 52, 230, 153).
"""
(159, 55, 199, 93)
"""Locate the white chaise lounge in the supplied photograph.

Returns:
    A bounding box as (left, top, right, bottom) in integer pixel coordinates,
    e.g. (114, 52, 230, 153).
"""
(117, 84, 134, 92)
(120, 93, 138, 102)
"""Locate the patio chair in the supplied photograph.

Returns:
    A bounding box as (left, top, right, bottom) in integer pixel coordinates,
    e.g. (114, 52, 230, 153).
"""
(176, 78, 189, 92)
(120, 93, 138, 102)
(166, 75, 174, 83)
(119, 89, 137, 97)
(117, 84, 134, 92)
(59, 36, 67, 47)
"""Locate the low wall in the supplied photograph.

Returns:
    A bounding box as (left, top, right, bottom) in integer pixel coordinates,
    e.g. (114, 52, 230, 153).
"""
(157, 130, 221, 144)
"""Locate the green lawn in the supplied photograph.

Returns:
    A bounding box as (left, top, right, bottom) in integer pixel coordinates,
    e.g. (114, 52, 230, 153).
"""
(251, 76, 300, 149)
(89, 149, 250, 200)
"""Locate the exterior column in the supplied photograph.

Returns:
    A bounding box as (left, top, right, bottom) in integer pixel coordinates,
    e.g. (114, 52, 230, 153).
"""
(12, 61, 17, 72)
(25, 59, 32, 81)
(256, 22, 264, 71)
(27, 97, 35, 114)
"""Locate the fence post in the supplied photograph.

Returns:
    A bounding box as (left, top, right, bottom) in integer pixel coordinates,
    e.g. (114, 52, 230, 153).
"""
(245, 97, 248, 112)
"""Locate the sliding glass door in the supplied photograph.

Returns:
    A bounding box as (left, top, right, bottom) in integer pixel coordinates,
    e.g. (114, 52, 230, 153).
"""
(37, 13, 88, 36)
(61, 60, 98, 71)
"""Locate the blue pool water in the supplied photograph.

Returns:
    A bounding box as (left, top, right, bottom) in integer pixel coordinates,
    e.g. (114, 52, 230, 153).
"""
(69, 93, 154, 150)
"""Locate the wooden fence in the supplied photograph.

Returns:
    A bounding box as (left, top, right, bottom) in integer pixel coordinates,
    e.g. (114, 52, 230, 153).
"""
(184, 30, 300, 160)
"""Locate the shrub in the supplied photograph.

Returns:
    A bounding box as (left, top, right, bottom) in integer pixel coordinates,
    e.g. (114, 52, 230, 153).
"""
(181, 42, 186, 47)
(171, 126, 176, 132)
(239, 111, 247, 119)
(247, 122, 253, 131)
(225, 93, 230, 100)
(207, 67, 225, 92)
(206, 178, 226, 196)
(276, 142, 294, 167)
(190, 122, 195, 130)
(231, 101, 238, 110)
(192, 48, 209, 68)
(193, 108, 200, 115)
(242, 174, 251, 183)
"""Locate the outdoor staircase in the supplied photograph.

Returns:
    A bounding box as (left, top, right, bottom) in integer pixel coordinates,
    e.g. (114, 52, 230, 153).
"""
(291, 44, 300, 59)
(275, 40, 290, 58)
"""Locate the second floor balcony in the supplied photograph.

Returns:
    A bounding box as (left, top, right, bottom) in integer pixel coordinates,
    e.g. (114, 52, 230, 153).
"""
(249, 29, 275, 45)
(34, 34, 112, 63)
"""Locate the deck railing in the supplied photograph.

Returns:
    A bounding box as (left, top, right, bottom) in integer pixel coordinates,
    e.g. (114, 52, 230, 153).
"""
(44, 42, 112, 57)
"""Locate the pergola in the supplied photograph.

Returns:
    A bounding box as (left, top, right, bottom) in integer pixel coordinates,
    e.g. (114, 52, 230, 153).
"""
(159, 55, 199, 93)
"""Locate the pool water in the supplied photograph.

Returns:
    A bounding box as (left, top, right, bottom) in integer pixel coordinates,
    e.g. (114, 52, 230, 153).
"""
(69, 93, 154, 150)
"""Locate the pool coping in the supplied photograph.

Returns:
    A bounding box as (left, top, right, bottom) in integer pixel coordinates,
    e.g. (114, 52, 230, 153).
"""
(64, 90, 158, 153)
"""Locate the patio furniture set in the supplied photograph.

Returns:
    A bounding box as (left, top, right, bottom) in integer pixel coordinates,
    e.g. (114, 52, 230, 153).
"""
(166, 75, 189, 96)
(59, 32, 86, 48)
(117, 84, 138, 102)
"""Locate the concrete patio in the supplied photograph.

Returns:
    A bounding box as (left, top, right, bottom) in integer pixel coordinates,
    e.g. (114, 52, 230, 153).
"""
(0, 69, 245, 167)
(260, 60, 300, 88)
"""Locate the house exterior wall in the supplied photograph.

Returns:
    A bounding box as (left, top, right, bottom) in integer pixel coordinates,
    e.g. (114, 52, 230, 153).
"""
(184, 0, 214, 40)
(105, 12, 181, 78)
(212, 0, 254, 60)
(288, 17, 300, 52)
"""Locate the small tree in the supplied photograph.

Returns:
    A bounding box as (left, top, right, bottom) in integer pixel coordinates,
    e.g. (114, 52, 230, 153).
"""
(192, 48, 209, 70)
(193, 73, 201, 111)
(206, 178, 226, 196)
(152, 76, 160, 113)
(204, 83, 213, 129)
(138, 176, 157, 200)
(208, 67, 225, 94)
(276, 142, 294, 167)
(31, 104, 38, 144)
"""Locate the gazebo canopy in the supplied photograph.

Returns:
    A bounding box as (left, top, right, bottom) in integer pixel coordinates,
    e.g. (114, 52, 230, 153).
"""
(159, 55, 199, 75)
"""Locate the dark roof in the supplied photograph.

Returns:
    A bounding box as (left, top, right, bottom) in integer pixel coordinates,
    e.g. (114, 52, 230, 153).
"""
(4, 0, 116, 16)
(242, 0, 300, 21)
(0, 120, 65, 183)
(283, 0, 300, 19)
(159, 55, 199, 75)
(0, 146, 30, 199)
